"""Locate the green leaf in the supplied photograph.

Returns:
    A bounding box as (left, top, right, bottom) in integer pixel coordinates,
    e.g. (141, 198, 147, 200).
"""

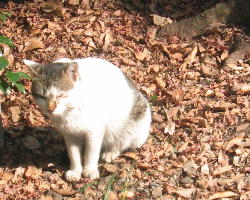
(79, 180, 98, 193)
(16, 71, 31, 80)
(14, 82, 26, 94)
(0, 57, 8, 70)
(0, 35, 14, 47)
(151, 95, 158, 101)
(0, 14, 7, 22)
(6, 71, 20, 83)
(104, 175, 116, 200)
(0, 78, 11, 95)
(1, 11, 12, 17)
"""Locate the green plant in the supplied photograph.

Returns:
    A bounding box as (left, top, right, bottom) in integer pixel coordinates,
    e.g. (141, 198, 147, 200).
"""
(0, 11, 12, 23)
(103, 175, 116, 200)
(0, 36, 31, 94)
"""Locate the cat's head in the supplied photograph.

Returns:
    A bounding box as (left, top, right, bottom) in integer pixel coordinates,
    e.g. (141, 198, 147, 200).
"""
(24, 59, 79, 117)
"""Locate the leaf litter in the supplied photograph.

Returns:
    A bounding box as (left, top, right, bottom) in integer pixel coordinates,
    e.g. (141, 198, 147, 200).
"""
(0, 0, 250, 199)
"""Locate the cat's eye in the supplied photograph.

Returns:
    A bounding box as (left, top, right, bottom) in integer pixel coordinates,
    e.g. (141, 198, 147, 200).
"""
(56, 94, 68, 99)
(33, 93, 46, 99)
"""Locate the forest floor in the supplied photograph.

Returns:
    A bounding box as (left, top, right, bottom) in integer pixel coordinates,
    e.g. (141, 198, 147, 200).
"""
(0, 0, 249, 199)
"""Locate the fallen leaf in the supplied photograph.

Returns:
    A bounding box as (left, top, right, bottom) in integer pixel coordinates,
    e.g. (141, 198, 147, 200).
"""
(155, 77, 166, 89)
(52, 188, 76, 196)
(10, 106, 20, 123)
(103, 31, 113, 50)
(103, 163, 118, 174)
(152, 14, 173, 26)
(135, 48, 150, 61)
(201, 64, 218, 76)
(225, 133, 245, 151)
(241, 191, 250, 200)
(146, 26, 158, 39)
(232, 83, 250, 94)
(164, 119, 175, 135)
(121, 152, 138, 160)
(213, 165, 233, 176)
(25, 165, 42, 178)
(24, 38, 45, 52)
(209, 191, 238, 199)
(118, 191, 134, 199)
(168, 89, 184, 103)
(174, 188, 196, 198)
(179, 46, 198, 71)
(68, 0, 79, 5)
(201, 163, 210, 175)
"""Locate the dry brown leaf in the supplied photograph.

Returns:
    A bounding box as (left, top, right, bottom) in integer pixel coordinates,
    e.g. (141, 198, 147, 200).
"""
(152, 14, 173, 26)
(122, 152, 138, 160)
(52, 188, 76, 196)
(103, 163, 118, 174)
(241, 191, 250, 200)
(135, 48, 150, 61)
(232, 83, 250, 94)
(212, 101, 237, 112)
(225, 133, 245, 151)
(137, 162, 151, 170)
(155, 77, 166, 89)
(218, 150, 229, 166)
(47, 21, 61, 30)
(119, 191, 135, 199)
(25, 165, 42, 178)
(24, 38, 45, 52)
(10, 106, 20, 123)
(68, 0, 79, 5)
(164, 120, 175, 135)
(2, 171, 14, 181)
(39, 195, 53, 200)
(201, 64, 218, 76)
(172, 53, 183, 60)
(201, 163, 210, 175)
(209, 191, 238, 199)
(179, 46, 198, 72)
(174, 188, 196, 198)
(148, 64, 160, 73)
(103, 31, 113, 50)
(168, 89, 184, 103)
(147, 26, 158, 39)
(113, 10, 122, 17)
(213, 165, 233, 176)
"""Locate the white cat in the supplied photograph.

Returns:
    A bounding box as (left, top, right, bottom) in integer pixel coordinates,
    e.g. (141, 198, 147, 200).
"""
(24, 58, 151, 181)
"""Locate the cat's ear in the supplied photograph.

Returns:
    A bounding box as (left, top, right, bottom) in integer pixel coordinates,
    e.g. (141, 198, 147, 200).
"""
(65, 62, 79, 81)
(23, 59, 42, 77)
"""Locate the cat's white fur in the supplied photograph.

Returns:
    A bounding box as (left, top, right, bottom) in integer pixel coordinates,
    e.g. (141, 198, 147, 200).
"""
(24, 58, 151, 181)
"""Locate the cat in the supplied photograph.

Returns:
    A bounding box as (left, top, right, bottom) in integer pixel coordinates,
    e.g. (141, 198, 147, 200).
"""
(23, 57, 151, 182)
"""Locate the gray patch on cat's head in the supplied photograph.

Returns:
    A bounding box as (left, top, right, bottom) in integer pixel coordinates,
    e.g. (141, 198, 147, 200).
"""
(31, 62, 79, 97)
(124, 74, 149, 122)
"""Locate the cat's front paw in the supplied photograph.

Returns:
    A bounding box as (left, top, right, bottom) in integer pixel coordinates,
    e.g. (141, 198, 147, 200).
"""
(101, 151, 120, 163)
(65, 170, 81, 182)
(82, 168, 99, 180)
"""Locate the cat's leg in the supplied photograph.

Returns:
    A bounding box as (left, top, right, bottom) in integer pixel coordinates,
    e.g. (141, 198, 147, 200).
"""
(82, 129, 104, 180)
(130, 106, 151, 149)
(63, 134, 84, 182)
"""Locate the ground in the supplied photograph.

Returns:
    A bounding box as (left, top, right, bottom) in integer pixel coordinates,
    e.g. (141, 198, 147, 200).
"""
(0, 0, 249, 200)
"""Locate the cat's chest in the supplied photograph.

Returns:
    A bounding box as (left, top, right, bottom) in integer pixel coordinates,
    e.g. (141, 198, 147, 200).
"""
(50, 106, 104, 135)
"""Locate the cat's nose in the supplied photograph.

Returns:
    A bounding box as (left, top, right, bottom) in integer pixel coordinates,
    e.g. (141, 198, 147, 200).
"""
(47, 100, 56, 113)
